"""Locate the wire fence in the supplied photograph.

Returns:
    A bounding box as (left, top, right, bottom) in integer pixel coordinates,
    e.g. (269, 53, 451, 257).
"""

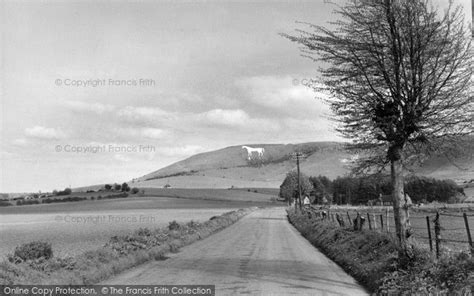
(301, 205, 474, 258)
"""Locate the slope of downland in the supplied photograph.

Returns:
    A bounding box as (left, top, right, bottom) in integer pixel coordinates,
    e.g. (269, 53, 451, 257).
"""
(133, 142, 352, 189)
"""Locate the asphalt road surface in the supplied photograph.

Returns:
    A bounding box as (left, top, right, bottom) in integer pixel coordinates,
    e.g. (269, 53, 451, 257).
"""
(103, 207, 368, 295)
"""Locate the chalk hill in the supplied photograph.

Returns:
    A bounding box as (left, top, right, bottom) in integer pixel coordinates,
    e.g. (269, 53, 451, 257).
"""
(131, 141, 473, 189)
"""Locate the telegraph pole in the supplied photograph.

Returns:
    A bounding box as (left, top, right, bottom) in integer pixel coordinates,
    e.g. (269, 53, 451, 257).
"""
(292, 152, 305, 212)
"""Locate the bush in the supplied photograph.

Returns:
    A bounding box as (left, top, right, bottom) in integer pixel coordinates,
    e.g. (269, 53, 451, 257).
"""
(168, 221, 181, 231)
(121, 183, 130, 192)
(11, 241, 53, 262)
(56, 188, 72, 196)
(136, 228, 152, 236)
(99, 193, 128, 200)
(186, 221, 200, 228)
(0, 200, 11, 207)
(131, 187, 140, 194)
(16, 200, 40, 206)
(41, 197, 86, 204)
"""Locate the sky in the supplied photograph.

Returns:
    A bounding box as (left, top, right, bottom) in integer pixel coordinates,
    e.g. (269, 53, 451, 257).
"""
(1, 0, 472, 193)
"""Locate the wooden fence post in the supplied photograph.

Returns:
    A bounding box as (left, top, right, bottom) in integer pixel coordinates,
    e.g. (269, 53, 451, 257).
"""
(434, 212, 440, 259)
(426, 216, 433, 252)
(386, 209, 390, 232)
(367, 213, 372, 230)
(380, 214, 384, 231)
(336, 213, 345, 227)
(354, 212, 360, 231)
(347, 212, 352, 226)
(463, 213, 473, 255)
(360, 215, 366, 230)
(372, 213, 377, 229)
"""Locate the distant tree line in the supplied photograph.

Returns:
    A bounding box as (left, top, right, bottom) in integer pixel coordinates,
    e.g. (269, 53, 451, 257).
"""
(323, 175, 462, 205)
(52, 188, 72, 196)
(103, 182, 133, 192)
(280, 173, 464, 205)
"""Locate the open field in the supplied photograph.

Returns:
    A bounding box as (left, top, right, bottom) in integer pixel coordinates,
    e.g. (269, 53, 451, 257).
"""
(0, 196, 276, 258)
(140, 187, 279, 202)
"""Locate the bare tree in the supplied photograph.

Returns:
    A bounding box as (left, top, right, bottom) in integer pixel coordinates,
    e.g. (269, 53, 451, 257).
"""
(282, 0, 472, 254)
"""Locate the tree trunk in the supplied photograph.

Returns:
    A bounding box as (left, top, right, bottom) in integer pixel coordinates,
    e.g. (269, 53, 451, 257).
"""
(390, 146, 410, 255)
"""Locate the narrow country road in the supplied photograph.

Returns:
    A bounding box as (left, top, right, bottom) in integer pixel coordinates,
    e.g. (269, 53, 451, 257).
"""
(103, 207, 368, 295)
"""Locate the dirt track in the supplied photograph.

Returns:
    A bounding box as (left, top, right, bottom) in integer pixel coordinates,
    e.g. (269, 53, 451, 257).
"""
(103, 207, 368, 295)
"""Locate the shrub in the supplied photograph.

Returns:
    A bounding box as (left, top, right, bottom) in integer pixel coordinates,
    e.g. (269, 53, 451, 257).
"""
(40, 197, 86, 204)
(131, 187, 140, 194)
(16, 200, 40, 206)
(186, 221, 200, 228)
(11, 241, 53, 262)
(121, 182, 130, 192)
(0, 200, 11, 207)
(100, 193, 128, 200)
(168, 221, 181, 231)
(136, 228, 152, 237)
(56, 188, 72, 196)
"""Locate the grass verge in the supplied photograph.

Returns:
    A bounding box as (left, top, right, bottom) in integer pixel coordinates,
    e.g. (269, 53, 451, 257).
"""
(287, 209, 473, 294)
(0, 208, 254, 284)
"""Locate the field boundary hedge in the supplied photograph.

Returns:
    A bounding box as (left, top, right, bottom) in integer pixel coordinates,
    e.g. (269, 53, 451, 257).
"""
(287, 209, 473, 294)
(0, 208, 256, 285)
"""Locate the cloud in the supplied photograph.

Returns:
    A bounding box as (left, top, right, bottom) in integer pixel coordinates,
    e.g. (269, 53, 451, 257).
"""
(114, 154, 131, 162)
(193, 108, 280, 133)
(24, 126, 65, 140)
(115, 127, 169, 140)
(117, 106, 173, 125)
(13, 138, 28, 146)
(235, 75, 330, 118)
(63, 100, 114, 114)
(200, 109, 250, 126)
(140, 128, 167, 139)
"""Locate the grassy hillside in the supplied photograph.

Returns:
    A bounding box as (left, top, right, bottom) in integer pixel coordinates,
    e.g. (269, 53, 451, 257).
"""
(130, 141, 474, 190)
(132, 142, 352, 189)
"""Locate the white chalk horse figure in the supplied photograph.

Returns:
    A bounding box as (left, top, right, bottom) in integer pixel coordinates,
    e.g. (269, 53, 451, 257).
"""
(242, 146, 265, 160)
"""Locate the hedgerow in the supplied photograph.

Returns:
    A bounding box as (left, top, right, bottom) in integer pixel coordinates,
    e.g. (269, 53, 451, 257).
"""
(287, 209, 473, 294)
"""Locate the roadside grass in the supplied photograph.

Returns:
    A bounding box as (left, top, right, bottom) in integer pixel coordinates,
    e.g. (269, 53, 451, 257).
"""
(327, 205, 474, 253)
(0, 208, 254, 284)
(287, 209, 473, 294)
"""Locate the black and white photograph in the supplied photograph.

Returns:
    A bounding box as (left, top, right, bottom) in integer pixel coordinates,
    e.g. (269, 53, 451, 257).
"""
(0, 0, 473, 295)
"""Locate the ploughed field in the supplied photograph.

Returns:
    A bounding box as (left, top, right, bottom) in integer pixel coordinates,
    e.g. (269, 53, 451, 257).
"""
(0, 196, 271, 258)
